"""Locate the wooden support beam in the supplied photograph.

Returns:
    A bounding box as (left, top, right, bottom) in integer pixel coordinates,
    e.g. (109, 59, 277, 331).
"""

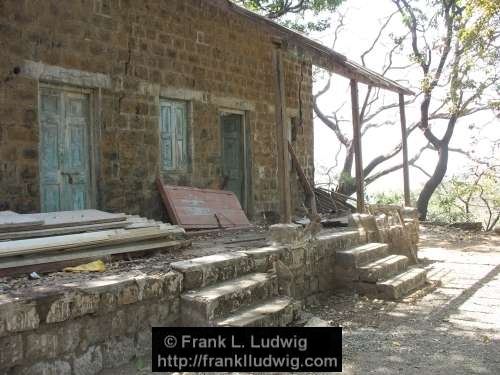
(399, 93, 411, 206)
(288, 141, 317, 215)
(350, 79, 364, 213)
(273, 46, 292, 222)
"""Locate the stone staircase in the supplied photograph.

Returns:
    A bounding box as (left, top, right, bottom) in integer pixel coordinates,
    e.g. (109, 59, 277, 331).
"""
(171, 252, 301, 327)
(335, 242, 427, 299)
(171, 232, 428, 327)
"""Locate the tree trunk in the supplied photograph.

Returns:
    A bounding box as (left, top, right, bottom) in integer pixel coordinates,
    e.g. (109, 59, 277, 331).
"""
(417, 143, 449, 220)
(337, 143, 355, 196)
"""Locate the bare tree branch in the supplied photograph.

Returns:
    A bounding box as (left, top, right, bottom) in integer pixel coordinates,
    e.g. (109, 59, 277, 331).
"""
(365, 143, 431, 185)
(360, 10, 399, 66)
(313, 76, 351, 146)
(412, 164, 432, 178)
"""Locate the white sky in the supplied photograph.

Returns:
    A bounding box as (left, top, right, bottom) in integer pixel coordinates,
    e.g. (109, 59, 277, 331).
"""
(303, 0, 498, 198)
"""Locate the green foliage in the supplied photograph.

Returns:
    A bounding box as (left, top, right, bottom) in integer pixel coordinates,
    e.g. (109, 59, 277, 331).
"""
(339, 171, 355, 185)
(368, 191, 404, 205)
(282, 18, 331, 33)
(235, 0, 344, 29)
(427, 168, 500, 229)
(135, 358, 145, 371)
(459, 0, 500, 60)
(427, 186, 474, 223)
(237, 0, 343, 15)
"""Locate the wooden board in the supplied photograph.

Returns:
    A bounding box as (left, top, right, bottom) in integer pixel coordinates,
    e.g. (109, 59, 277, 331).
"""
(36, 210, 126, 228)
(0, 227, 177, 258)
(0, 239, 190, 273)
(157, 179, 252, 230)
(0, 209, 126, 234)
(0, 221, 129, 241)
(0, 211, 44, 232)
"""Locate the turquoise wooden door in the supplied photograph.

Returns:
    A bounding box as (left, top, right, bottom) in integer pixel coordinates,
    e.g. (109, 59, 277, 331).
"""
(221, 113, 245, 206)
(39, 88, 91, 212)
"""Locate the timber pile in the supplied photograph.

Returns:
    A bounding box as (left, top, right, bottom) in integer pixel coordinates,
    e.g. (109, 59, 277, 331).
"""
(0, 210, 188, 276)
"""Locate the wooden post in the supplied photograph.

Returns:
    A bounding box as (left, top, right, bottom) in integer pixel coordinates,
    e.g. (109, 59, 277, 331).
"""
(399, 93, 411, 206)
(288, 141, 317, 215)
(350, 79, 364, 213)
(273, 44, 292, 222)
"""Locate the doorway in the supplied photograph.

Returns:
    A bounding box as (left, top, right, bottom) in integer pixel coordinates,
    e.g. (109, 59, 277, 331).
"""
(39, 86, 92, 212)
(220, 111, 248, 210)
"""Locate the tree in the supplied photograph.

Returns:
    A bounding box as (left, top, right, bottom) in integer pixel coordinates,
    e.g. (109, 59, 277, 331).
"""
(314, 10, 432, 198)
(235, 0, 344, 19)
(393, 0, 500, 219)
(314, 1, 499, 219)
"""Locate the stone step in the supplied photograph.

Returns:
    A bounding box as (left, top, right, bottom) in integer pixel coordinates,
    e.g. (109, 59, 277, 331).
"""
(181, 273, 278, 326)
(216, 297, 300, 327)
(358, 255, 409, 283)
(336, 243, 389, 268)
(171, 252, 255, 290)
(240, 245, 288, 272)
(377, 267, 427, 300)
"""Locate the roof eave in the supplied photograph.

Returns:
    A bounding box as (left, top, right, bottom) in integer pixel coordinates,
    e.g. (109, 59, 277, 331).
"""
(218, 0, 415, 96)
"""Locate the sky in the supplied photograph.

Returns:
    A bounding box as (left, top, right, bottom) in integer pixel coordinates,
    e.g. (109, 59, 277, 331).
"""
(301, 0, 498, 198)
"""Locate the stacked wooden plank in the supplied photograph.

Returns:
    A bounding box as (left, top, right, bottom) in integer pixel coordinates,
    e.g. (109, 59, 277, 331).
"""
(0, 210, 188, 275)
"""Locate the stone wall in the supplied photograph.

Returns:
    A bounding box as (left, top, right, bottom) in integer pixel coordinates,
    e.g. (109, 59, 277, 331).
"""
(0, 233, 367, 374)
(248, 229, 363, 303)
(0, 0, 314, 220)
(0, 272, 182, 375)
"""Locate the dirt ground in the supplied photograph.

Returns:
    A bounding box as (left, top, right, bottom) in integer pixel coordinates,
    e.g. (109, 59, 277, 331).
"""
(104, 225, 500, 374)
(307, 225, 500, 374)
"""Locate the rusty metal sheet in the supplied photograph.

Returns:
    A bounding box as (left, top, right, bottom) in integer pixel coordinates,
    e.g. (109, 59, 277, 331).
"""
(157, 179, 252, 230)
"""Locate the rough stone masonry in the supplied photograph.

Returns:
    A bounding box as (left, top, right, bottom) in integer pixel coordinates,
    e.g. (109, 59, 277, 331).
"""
(0, 0, 314, 220)
(0, 214, 420, 374)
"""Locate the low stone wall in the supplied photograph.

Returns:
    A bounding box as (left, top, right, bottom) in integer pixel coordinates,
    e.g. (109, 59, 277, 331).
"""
(0, 272, 182, 374)
(0, 214, 419, 374)
(259, 230, 362, 302)
(379, 221, 418, 259)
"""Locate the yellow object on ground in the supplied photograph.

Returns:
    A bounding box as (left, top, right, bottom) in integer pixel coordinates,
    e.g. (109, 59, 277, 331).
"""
(63, 260, 106, 273)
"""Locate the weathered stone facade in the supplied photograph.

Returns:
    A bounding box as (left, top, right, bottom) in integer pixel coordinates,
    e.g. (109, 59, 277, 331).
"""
(0, 0, 314, 220)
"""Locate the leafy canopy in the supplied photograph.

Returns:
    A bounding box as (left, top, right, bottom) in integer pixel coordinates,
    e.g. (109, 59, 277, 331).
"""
(235, 0, 345, 31)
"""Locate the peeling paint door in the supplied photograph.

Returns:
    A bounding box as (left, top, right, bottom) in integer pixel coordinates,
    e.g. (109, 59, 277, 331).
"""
(221, 113, 245, 207)
(39, 87, 91, 212)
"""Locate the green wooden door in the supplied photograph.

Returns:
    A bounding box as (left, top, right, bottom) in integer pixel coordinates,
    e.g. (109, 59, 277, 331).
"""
(221, 113, 245, 206)
(39, 88, 91, 212)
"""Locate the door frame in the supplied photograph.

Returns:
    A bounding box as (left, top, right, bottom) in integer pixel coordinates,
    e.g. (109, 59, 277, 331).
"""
(38, 83, 97, 211)
(219, 108, 251, 213)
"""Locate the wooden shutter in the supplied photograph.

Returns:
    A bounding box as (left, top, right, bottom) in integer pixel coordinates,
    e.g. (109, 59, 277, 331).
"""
(174, 103, 187, 170)
(160, 100, 187, 171)
(160, 103, 174, 170)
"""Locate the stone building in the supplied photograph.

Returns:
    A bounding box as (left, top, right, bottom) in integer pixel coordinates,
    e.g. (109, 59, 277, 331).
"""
(0, 0, 412, 222)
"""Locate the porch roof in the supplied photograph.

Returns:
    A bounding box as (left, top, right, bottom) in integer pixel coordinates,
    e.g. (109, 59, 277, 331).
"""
(216, 0, 415, 96)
